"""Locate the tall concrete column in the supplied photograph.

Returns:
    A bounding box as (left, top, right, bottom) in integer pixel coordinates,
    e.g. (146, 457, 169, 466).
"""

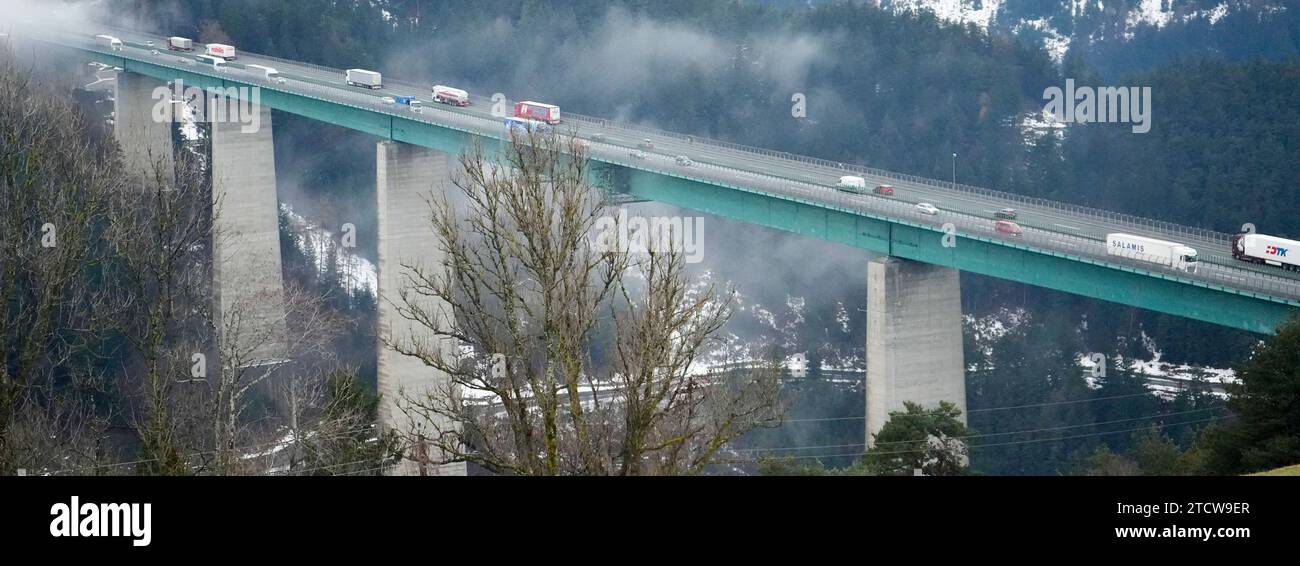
(865, 257, 966, 447)
(376, 141, 465, 476)
(210, 100, 287, 366)
(113, 73, 174, 178)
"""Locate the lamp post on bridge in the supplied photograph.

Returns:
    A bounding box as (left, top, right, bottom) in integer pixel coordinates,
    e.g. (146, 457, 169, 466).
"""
(951, 152, 957, 191)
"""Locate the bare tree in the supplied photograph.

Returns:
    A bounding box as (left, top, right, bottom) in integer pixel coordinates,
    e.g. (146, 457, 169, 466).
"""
(392, 128, 782, 475)
(209, 279, 344, 474)
(0, 47, 119, 474)
(101, 140, 215, 475)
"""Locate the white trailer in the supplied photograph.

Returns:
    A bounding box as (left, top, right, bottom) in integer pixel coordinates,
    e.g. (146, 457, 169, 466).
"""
(1106, 233, 1199, 273)
(1233, 233, 1300, 271)
(346, 69, 383, 90)
(168, 36, 193, 51)
(205, 43, 237, 60)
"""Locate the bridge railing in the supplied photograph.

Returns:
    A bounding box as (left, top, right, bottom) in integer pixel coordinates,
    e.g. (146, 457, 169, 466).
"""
(563, 113, 1232, 245)
(86, 23, 1232, 245)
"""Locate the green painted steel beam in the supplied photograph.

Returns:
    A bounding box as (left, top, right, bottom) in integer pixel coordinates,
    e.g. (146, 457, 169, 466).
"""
(622, 170, 1299, 334)
(87, 50, 1299, 334)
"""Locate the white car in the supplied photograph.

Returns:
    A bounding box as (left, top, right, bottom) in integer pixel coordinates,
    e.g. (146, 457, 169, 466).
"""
(915, 203, 939, 215)
(380, 96, 395, 105)
(675, 156, 693, 166)
(629, 150, 648, 159)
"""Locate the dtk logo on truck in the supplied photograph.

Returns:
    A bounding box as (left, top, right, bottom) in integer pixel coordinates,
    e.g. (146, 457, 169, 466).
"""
(1266, 245, 1289, 257)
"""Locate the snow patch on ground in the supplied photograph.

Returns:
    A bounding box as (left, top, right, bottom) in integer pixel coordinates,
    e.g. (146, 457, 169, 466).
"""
(1012, 17, 1073, 64)
(1014, 108, 1069, 146)
(963, 307, 1030, 371)
(884, 0, 1003, 30)
(280, 203, 377, 296)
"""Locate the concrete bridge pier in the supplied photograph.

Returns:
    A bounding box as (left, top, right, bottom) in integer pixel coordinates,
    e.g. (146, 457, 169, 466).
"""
(865, 257, 967, 447)
(210, 99, 287, 366)
(112, 72, 174, 178)
(376, 140, 466, 476)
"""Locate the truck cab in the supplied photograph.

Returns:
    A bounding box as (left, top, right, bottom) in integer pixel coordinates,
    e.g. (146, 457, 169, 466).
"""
(1172, 246, 1199, 273)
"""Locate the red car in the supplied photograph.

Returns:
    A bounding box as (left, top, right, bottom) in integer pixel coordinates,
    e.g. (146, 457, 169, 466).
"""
(873, 184, 895, 196)
(995, 220, 1023, 236)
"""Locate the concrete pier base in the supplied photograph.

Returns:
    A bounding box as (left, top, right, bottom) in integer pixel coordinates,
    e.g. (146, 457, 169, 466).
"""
(113, 73, 174, 178)
(210, 101, 287, 366)
(376, 141, 465, 476)
(865, 257, 966, 447)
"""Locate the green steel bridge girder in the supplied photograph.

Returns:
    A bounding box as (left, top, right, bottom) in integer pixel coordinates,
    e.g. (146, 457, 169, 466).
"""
(96, 55, 1299, 334)
(623, 169, 1299, 335)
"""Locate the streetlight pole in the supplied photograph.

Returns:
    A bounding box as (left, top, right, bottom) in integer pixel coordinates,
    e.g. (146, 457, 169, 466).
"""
(951, 152, 957, 190)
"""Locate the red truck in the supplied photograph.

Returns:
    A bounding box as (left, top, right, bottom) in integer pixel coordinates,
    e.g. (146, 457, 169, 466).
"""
(514, 101, 561, 125)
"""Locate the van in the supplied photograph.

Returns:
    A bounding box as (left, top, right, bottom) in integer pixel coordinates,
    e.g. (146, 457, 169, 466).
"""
(837, 175, 867, 193)
(995, 220, 1023, 236)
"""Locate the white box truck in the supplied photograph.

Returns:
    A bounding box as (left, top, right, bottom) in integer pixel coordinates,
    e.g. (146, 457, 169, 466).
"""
(1232, 233, 1300, 271)
(346, 69, 382, 90)
(1106, 233, 1199, 273)
(168, 36, 193, 51)
(837, 175, 867, 194)
(205, 43, 236, 60)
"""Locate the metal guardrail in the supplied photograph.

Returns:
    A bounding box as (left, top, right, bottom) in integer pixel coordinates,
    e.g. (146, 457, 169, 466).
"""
(53, 31, 1300, 304)
(564, 113, 1232, 245)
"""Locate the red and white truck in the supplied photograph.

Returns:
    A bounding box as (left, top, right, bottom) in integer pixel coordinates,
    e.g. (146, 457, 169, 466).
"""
(432, 85, 469, 106)
(1233, 233, 1300, 271)
(514, 101, 561, 124)
(205, 43, 237, 61)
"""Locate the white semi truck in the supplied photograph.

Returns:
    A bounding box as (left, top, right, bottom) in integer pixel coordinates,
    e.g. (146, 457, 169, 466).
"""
(1106, 233, 1199, 273)
(168, 36, 193, 51)
(245, 64, 286, 84)
(346, 69, 383, 89)
(1232, 233, 1300, 271)
(95, 35, 123, 51)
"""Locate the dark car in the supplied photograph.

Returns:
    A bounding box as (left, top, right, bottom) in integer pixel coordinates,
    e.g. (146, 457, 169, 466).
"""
(995, 208, 1018, 220)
